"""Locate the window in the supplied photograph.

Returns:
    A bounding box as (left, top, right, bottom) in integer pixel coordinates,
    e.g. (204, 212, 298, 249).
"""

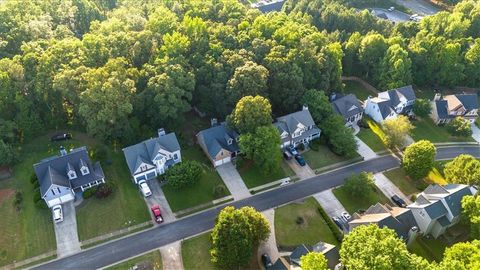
(57, 187, 61, 194)
(51, 189, 55, 195)
(173, 153, 178, 160)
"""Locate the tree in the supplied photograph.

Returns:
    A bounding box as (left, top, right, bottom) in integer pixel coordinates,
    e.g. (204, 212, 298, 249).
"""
(413, 98, 432, 117)
(358, 33, 388, 81)
(340, 224, 423, 270)
(210, 206, 270, 269)
(444, 154, 480, 185)
(402, 140, 436, 180)
(0, 140, 17, 166)
(382, 116, 414, 148)
(301, 89, 333, 124)
(228, 95, 273, 134)
(438, 240, 480, 270)
(227, 61, 269, 107)
(446, 117, 472, 137)
(343, 172, 375, 197)
(301, 252, 328, 270)
(322, 115, 358, 156)
(239, 125, 282, 174)
(379, 44, 412, 89)
(166, 161, 203, 190)
(461, 195, 480, 239)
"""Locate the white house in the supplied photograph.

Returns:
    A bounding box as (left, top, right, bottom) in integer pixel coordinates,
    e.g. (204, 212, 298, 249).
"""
(123, 128, 181, 184)
(274, 106, 321, 148)
(364, 85, 416, 123)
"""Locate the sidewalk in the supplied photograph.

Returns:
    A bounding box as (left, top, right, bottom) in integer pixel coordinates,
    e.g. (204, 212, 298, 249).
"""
(373, 172, 411, 204)
(471, 123, 480, 143)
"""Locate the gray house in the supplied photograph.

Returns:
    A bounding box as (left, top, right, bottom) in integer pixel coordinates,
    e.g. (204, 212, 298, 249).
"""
(331, 94, 364, 127)
(407, 184, 477, 238)
(123, 129, 181, 184)
(33, 146, 105, 208)
(430, 94, 478, 124)
(274, 106, 321, 148)
(197, 122, 240, 167)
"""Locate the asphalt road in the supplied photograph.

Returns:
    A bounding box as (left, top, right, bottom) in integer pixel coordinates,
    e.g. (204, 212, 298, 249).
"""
(371, 8, 410, 23)
(33, 146, 479, 270)
(395, 0, 440, 15)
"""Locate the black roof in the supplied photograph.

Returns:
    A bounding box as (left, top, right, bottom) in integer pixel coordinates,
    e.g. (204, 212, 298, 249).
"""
(456, 94, 478, 110)
(331, 94, 364, 119)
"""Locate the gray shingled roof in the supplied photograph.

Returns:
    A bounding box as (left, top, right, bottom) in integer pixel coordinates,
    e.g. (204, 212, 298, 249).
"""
(196, 123, 239, 159)
(122, 132, 180, 175)
(456, 94, 478, 110)
(424, 184, 449, 194)
(34, 146, 105, 197)
(424, 200, 448, 220)
(276, 109, 316, 133)
(290, 244, 310, 266)
(254, 0, 285, 13)
(443, 184, 474, 217)
(332, 94, 364, 120)
(377, 99, 395, 119)
(270, 258, 289, 270)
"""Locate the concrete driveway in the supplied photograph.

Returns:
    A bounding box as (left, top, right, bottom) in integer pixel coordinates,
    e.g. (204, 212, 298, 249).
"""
(144, 179, 175, 223)
(159, 241, 184, 270)
(313, 189, 347, 217)
(54, 201, 81, 258)
(258, 209, 280, 265)
(286, 158, 315, 179)
(373, 172, 412, 204)
(471, 123, 480, 143)
(395, 0, 439, 15)
(216, 163, 250, 200)
(355, 137, 378, 160)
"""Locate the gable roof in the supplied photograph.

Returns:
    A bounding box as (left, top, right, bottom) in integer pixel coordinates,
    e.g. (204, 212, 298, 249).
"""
(434, 94, 478, 119)
(270, 258, 289, 270)
(455, 94, 478, 110)
(443, 184, 474, 216)
(196, 122, 239, 159)
(289, 244, 310, 266)
(424, 200, 448, 220)
(253, 0, 285, 13)
(123, 131, 180, 175)
(331, 94, 364, 119)
(276, 109, 316, 133)
(376, 98, 395, 119)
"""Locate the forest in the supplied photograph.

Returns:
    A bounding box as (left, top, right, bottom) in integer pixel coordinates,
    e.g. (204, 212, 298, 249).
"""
(1, 0, 480, 165)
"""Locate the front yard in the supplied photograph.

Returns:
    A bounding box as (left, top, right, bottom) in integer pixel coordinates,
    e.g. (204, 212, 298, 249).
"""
(411, 117, 475, 143)
(356, 128, 388, 152)
(237, 158, 294, 189)
(303, 144, 360, 171)
(274, 197, 340, 248)
(182, 232, 216, 270)
(106, 250, 162, 270)
(332, 185, 391, 214)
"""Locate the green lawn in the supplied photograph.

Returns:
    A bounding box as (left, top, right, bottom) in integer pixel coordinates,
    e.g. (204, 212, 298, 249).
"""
(237, 158, 294, 188)
(303, 144, 359, 170)
(411, 117, 475, 143)
(383, 168, 423, 196)
(106, 250, 162, 270)
(356, 128, 388, 152)
(162, 144, 230, 212)
(332, 185, 391, 214)
(408, 236, 447, 263)
(274, 197, 340, 248)
(182, 232, 216, 270)
(343, 80, 376, 101)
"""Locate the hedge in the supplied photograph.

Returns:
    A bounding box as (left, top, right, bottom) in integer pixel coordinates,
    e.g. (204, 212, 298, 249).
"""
(317, 207, 343, 242)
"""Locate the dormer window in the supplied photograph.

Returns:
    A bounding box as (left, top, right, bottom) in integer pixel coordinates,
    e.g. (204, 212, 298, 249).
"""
(81, 166, 89, 176)
(68, 170, 77, 180)
(227, 138, 233, 145)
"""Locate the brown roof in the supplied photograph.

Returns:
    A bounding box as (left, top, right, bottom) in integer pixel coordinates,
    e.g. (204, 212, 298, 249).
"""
(444, 95, 464, 112)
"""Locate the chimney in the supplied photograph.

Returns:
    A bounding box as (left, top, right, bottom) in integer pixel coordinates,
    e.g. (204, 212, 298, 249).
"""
(407, 226, 419, 247)
(302, 104, 309, 111)
(211, 118, 218, 127)
(158, 128, 166, 137)
(434, 93, 441, 101)
(59, 146, 67, 156)
(330, 92, 337, 101)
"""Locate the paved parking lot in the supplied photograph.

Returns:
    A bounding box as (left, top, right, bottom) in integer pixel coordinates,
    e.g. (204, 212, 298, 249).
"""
(53, 201, 81, 258)
(144, 179, 175, 223)
(216, 163, 250, 200)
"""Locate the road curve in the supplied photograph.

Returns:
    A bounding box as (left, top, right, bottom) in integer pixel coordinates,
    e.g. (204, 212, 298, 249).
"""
(33, 146, 480, 270)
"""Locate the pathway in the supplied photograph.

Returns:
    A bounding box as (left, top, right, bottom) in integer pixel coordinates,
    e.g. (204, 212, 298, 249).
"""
(373, 172, 412, 204)
(159, 241, 183, 270)
(313, 189, 347, 217)
(471, 123, 480, 143)
(145, 180, 175, 223)
(216, 163, 250, 200)
(354, 137, 378, 160)
(258, 209, 280, 264)
(286, 159, 315, 179)
(54, 201, 81, 258)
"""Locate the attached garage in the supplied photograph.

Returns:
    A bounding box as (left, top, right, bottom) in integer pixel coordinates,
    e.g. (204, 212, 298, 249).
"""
(214, 156, 231, 167)
(134, 169, 157, 183)
(46, 193, 74, 208)
(146, 171, 157, 180)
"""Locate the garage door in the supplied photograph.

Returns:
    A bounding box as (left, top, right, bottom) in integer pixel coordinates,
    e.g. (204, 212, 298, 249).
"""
(48, 198, 61, 208)
(136, 175, 146, 183)
(214, 157, 231, 167)
(146, 171, 156, 180)
(59, 193, 74, 203)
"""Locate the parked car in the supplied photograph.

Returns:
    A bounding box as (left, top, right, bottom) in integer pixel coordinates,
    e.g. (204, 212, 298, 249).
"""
(261, 253, 273, 268)
(283, 151, 293, 160)
(52, 205, 63, 223)
(286, 145, 298, 156)
(410, 14, 419, 20)
(387, 6, 395, 11)
(51, 132, 72, 142)
(332, 216, 343, 230)
(150, 204, 163, 223)
(341, 211, 351, 222)
(138, 180, 152, 197)
(391, 194, 407, 208)
(294, 154, 306, 166)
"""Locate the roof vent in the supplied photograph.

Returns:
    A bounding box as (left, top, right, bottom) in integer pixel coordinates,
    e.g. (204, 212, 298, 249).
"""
(158, 128, 166, 137)
(59, 146, 67, 156)
(211, 118, 218, 127)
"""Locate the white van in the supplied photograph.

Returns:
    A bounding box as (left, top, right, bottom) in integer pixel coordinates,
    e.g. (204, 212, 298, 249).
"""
(138, 180, 152, 197)
(52, 205, 63, 223)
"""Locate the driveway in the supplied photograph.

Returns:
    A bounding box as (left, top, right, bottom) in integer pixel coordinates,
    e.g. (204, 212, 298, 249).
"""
(258, 209, 280, 265)
(395, 0, 439, 15)
(159, 241, 183, 270)
(471, 123, 480, 143)
(371, 8, 410, 22)
(144, 180, 175, 223)
(355, 137, 378, 160)
(373, 172, 412, 204)
(54, 201, 81, 258)
(286, 159, 315, 179)
(313, 189, 348, 232)
(216, 163, 250, 200)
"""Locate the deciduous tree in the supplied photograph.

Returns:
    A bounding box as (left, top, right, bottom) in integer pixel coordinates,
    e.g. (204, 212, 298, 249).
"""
(343, 172, 374, 197)
(228, 95, 272, 134)
(402, 140, 436, 180)
(301, 252, 328, 270)
(382, 116, 414, 148)
(413, 99, 432, 117)
(461, 195, 480, 239)
(444, 154, 480, 185)
(438, 240, 480, 270)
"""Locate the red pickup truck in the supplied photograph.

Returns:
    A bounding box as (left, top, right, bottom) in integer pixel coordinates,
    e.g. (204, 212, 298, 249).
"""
(150, 204, 163, 224)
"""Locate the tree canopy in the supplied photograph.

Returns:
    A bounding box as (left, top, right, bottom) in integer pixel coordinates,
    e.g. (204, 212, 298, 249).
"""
(444, 154, 480, 185)
(301, 252, 329, 270)
(228, 95, 273, 134)
(382, 116, 414, 149)
(402, 140, 436, 180)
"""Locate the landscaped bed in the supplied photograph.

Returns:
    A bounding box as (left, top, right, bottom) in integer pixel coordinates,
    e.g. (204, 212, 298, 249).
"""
(332, 185, 391, 214)
(303, 144, 359, 171)
(274, 197, 340, 249)
(411, 118, 475, 143)
(237, 158, 294, 189)
(356, 128, 388, 152)
(105, 250, 162, 270)
(182, 232, 216, 270)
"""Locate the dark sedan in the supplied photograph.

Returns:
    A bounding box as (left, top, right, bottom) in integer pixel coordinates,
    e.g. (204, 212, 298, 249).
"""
(51, 133, 72, 142)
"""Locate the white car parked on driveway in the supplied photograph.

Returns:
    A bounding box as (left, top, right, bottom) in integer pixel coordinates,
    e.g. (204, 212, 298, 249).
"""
(52, 205, 63, 223)
(138, 180, 152, 197)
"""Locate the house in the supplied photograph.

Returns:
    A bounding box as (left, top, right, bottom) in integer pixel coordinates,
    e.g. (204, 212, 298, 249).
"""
(251, 0, 286, 13)
(123, 128, 181, 184)
(274, 106, 321, 148)
(331, 94, 364, 127)
(197, 121, 240, 167)
(407, 184, 477, 238)
(288, 242, 340, 270)
(348, 203, 418, 243)
(33, 146, 105, 208)
(364, 85, 416, 123)
(270, 258, 290, 270)
(430, 93, 478, 124)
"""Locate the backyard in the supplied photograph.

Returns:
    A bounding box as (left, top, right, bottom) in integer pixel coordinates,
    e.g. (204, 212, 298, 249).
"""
(303, 144, 360, 171)
(332, 185, 391, 214)
(237, 158, 294, 189)
(181, 232, 216, 270)
(411, 117, 475, 143)
(343, 80, 376, 101)
(274, 197, 340, 248)
(356, 128, 388, 152)
(106, 250, 162, 270)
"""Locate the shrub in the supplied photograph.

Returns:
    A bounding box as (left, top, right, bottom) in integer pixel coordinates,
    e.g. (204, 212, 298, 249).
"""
(83, 186, 98, 199)
(413, 98, 432, 117)
(343, 172, 375, 197)
(297, 143, 305, 151)
(447, 117, 472, 137)
(213, 185, 228, 198)
(309, 138, 321, 151)
(166, 161, 203, 190)
(90, 145, 108, 162)
(30, 172, 38, 184)
(358, 117, 370, 129)
(317, 207, 343, 242)
(410, 194, 417, 201)
(296, 216, 305, 225)
(13, 191, 23, 210)
(33, 179, 40, 188)
(33, 192, 41, 204)
(95, 182, 115, 198)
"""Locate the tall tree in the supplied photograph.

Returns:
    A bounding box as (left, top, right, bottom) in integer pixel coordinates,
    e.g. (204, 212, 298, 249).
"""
(379, 44, 412, 89)
(301, 89, 333, 124)
(444, 154, 480, 185)
(413, 98, 432, 117)
(358, 33, 388, 82)
(461, 195, 480, 239)
(382, 116, 414, 148)
(228, 95, 273, 134)
(226, 61, 269, 108)
(301, 252, 328, 270)
(322, 115, 358, 157)
(402, 140, 436, 180)
(438, 240, 480, 270)
(239, 125, 282, 174)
